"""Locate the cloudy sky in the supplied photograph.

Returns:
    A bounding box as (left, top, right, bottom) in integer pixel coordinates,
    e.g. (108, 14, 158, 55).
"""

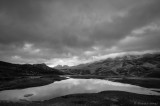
(0, 0, 160, 67)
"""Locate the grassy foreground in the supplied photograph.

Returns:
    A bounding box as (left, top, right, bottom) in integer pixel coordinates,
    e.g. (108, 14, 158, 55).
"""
(0, 91, 160, 106)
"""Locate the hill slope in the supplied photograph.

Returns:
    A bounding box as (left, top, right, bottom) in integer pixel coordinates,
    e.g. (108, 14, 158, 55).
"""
(0, 61, 63, 81)
(59, 53, 160, 78)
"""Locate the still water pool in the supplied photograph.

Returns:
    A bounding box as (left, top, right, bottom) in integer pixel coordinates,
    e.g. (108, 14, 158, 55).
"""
(0, 78, 159, 102)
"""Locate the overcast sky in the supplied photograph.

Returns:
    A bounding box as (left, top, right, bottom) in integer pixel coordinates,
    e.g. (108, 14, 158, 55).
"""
(0, 0, 160, 67)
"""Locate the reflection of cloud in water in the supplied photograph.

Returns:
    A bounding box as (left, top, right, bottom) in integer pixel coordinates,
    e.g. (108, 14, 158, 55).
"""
(0, 78, 160, 102)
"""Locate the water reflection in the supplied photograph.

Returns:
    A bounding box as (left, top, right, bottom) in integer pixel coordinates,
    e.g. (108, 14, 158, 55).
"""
(0, 78, 159, 102)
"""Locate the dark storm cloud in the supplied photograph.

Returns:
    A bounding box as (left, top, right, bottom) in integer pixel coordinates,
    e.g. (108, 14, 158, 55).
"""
(0, 0, 160, 65)
(117, 25, 160, 52)
(0, 0, 48, 21)
(91, 0, 160, 46)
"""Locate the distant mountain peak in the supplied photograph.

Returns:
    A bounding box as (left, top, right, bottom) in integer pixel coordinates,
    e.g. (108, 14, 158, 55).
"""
(54, 65, 69, 69)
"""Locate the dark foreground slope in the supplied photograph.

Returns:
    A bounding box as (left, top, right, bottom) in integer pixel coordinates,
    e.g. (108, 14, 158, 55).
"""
(0, 61, 65, 91)
(0, 61, 63, 78)
(0, 91, 160, 106)
(60, 53, 160, 78)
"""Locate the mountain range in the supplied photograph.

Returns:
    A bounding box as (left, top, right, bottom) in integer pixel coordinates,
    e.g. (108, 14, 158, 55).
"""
(58, 53, 160, 78)
(1, 52, 160, 79)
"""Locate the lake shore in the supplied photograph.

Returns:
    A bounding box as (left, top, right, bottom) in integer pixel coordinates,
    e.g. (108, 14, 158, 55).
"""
(0, 91, 160, 106)
(68, 75, 160, 89)
(1, 75, 160, 91)
(0, 75, 67, 91)
(0, 76, 160, 106)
